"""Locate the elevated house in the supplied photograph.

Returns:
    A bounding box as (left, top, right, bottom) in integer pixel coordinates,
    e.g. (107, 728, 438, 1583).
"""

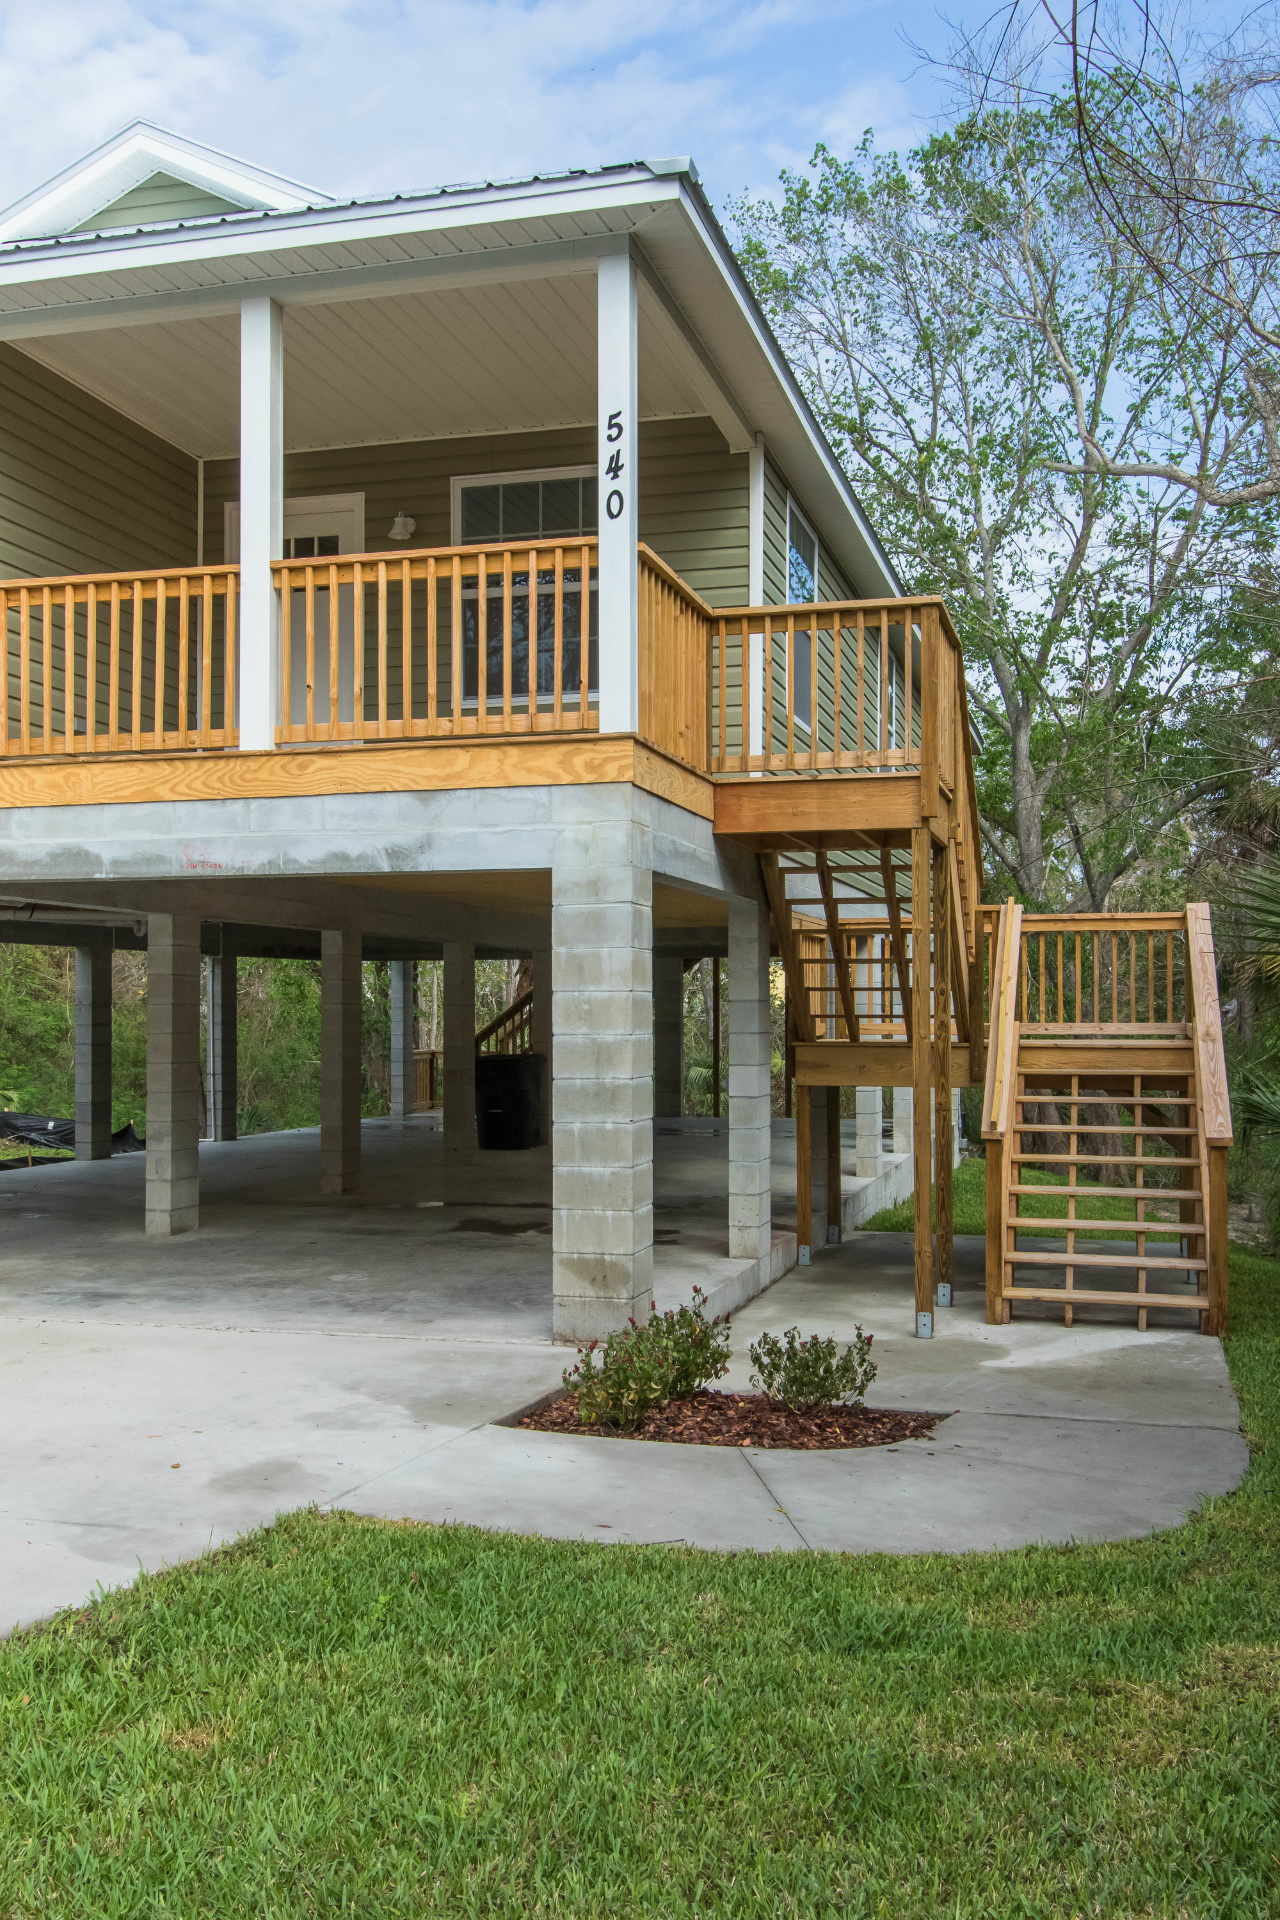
(0, 124, 1230, 1340)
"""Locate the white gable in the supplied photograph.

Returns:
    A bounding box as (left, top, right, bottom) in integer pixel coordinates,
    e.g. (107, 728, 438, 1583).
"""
(0, 122, 333, 243)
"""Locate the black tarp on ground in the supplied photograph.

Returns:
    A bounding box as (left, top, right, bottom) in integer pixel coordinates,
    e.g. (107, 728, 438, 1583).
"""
(0, 1112, 146, 1152)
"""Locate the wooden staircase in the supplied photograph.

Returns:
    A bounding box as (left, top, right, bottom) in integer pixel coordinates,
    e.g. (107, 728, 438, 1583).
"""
(981, 902, 1232, 1332)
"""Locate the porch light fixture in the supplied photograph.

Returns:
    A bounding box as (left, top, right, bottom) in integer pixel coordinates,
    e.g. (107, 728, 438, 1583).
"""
(387, 512, 416, 542)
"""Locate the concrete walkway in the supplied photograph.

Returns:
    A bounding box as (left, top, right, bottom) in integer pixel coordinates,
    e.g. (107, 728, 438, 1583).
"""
(0, 1121, 1248, 1630)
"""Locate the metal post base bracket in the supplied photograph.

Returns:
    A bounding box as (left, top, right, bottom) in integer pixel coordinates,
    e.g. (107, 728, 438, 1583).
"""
(936, 1282, 952, 1308)
(827, 1225, 840, 1244)
(917, 1311, 933, 1339)
(798, 1245, 811, 1267)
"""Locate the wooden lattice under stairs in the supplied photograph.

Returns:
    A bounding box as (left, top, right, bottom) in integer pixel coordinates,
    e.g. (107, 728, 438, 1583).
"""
(980, 902, 1232, 1333)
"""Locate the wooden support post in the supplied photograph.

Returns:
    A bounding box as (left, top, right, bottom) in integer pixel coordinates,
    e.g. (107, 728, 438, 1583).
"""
(827, 1088, 842, 1243)
(985, 1138, 1004, 1322)
(911, 824, 934, 1335)
(796, 1075, 812, 1263)
(711, 957, 721, 1119)
(1207, 1143, 1229, 1336)
(881, 847, 912, 1042)
(933, 839, 953, 1306)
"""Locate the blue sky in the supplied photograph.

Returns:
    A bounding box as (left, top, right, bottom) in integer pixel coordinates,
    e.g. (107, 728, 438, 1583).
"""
(0, 0, 975, 222)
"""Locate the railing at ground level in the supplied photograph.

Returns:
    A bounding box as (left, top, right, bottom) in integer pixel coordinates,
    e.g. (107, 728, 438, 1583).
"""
(1, 567, 237, 754)
(978, 907, 1190, 1032)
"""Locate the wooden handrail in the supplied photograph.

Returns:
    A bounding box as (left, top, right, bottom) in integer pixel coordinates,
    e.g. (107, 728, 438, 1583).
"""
(1185, 902, 1233, 1145)
(476, 988, 534, 1056)
(982, 899, 1022, 1139)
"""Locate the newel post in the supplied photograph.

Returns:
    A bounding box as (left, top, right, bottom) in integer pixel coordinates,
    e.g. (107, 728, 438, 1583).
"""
(596, 244, 639, 733)
(238, 294, 283, 752)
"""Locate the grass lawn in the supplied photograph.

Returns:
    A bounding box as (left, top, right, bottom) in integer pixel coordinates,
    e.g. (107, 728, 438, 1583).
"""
(1, 1255, 1277, 1915)
(863, 1150, 1189, 1239)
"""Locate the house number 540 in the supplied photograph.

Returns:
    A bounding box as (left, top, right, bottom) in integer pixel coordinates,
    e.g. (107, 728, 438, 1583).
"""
(605, 409, 625, 520)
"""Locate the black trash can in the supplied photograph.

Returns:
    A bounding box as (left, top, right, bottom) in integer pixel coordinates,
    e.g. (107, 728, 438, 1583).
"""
(475, 1052, 546, 1150)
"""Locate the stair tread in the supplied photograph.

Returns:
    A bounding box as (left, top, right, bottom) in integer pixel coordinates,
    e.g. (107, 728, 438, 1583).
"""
(1002, 1285, 1205, 1310)
(1011, 1154, 1202, 1166)
(1010, 1183, 1203, 1198)
(1008, 1247, 1207, 1271)
(1009, 1217, 1193, 1233)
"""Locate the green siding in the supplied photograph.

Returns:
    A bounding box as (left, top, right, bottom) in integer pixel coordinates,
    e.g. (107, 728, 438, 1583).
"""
(73, 173, 249, 233)
(0, 344, 197, 578)
(204, 417, 749, 604)
(763, 458, 789, 605)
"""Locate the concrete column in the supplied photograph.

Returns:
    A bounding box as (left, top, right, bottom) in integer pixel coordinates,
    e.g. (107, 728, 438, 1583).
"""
(551, 826, 652, 1342)
(74, 945, 112, 1161)
(443, 940, 477, 1166)
(596, 244, 639, 732)
(893, 1086, 913, 1157)
(728, 893, 772, 1263)
(532, 946, 552, 1146)
(145, 912, 202, 1236)
(239, 293, 283, 751)
(653, 953, 684, 1118)
(952, 1088, 963, 1168)
(321, 929, 361, 1196)
(389, 959, 415, 1122)
(205, 948, 237, 1141)
(855, 1085, 882, 1179)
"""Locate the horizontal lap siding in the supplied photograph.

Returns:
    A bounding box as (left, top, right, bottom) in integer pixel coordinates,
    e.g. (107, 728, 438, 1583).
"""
(0, 344, 196, 577)
(636, 419, 747, 608)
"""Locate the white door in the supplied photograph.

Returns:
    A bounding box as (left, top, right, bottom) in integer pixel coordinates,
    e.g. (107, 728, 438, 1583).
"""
(224, 493, 365, 727)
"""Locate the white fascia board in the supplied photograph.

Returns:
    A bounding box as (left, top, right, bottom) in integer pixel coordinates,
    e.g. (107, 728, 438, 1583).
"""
(0, 170, 676, 290)
(0, 122, 330, 243)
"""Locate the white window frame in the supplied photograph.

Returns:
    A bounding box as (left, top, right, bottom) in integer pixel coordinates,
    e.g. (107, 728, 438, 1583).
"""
(224, 491, 365, 562)
(786, 496, 820, 605)
(450, 463, 597, 545)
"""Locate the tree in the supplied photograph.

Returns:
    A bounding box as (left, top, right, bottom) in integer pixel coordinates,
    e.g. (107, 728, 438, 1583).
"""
(732, 101, 1275, 903)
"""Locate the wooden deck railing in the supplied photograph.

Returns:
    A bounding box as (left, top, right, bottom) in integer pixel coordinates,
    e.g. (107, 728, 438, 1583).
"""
(1, 565, 237, 755)
(978, 907, 1190, 1033)
(273, 541, 599, 744)
(637, 549, 711, 770)
(708, 596, 964, 781)
(475, 988, 534, 1056)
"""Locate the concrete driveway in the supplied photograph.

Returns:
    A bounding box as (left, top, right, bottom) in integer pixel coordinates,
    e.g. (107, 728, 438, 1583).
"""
(0, 1124, 1249, 1630)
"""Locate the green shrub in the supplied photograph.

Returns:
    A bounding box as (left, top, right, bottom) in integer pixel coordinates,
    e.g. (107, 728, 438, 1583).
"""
(563, 1286, 731, 1428)
(748, 1324, 876, 1412)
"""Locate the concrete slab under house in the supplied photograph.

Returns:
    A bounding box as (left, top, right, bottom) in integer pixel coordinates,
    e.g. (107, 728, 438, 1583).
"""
(0, 124, 1239, 1609)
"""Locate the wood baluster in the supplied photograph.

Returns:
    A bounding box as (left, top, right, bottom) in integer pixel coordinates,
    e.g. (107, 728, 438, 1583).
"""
(832, 607, 843, 763)
(154, 579, 167, 746)
(107, 582, 121, 750)
(131, 582, 143, 747)
(855, 609, 865, 764)
(1111, 933, 1119, 1023)
(1057, 933, 1064, 1024)
(552, 548, 564, 730)
(764, 616, 775, 769)
(1147, 933, 1154, 1022)
(451, 555, 463, 731)
(426, 556, 438, 732)
(224, 573, 236, 744)
(177, 577, 192, 749)
(352, 562, 365, 740)
(328, 562, 340, 736)
(476, 551, 488, 733)
(301, 567, 315, 740)
(879, 614, 888, 760)
(786, 613, 796, 768)
(526, 548, 537, 730)
(41, 586, 53, 752)
(378, 561, 390, 735)
(578, 543, 590, 728)
(85, 583, 100, 752)
(18, 588, 30, 753)
(280, 566, 293, 738)
(1038, 934, 1046, 1025)
(201, 572, 214, 747)
(808, 606, 818, 770)
(63, 585, 76, 751)
(1020, 932, 1028, 1022)
(400, 557, 412, 733)
(1166, 932, 1173, 1021)
(1128, 933, 1136, 1023)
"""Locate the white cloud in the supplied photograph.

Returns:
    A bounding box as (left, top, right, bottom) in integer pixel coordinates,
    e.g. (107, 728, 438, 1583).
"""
(0, 0, 948, 217)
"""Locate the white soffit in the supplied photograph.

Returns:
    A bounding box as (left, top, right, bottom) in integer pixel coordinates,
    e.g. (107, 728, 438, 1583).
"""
(17, 276, 711, 458)
(0, 122, 331, 244)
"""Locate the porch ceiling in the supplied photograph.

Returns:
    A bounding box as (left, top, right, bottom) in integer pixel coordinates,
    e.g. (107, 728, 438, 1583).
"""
(17, 272, 712, 460)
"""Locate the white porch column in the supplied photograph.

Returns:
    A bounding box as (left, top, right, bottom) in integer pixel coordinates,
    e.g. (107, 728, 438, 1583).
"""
(855, 1086, 882, 1179)
(443, 941, 477, 1169)
(551, 825, 653, 1342)
(145, 913, 202, 1236)
(321, 929, 361, 1195)
(728, 894, 772, 1263)
(596, 245, 639, 733)
(74, 945, 112, 1161)
(653, 954, 684, 1118)
(206, 945, 237, 1142)
(238, 294, 283, 752)
(389, 959, 416, 1122)
(893, 1086, 913, 1157)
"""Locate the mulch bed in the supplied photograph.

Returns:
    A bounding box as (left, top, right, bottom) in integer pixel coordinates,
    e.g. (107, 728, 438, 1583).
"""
(518, 1388, 947, 1450)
